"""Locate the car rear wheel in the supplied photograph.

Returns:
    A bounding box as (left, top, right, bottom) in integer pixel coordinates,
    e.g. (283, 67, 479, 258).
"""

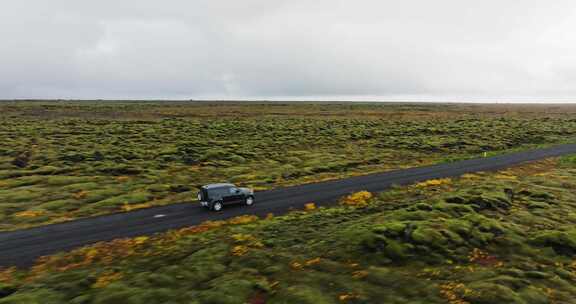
(212, 201, 223, 212)
(245, 196, 254, 206)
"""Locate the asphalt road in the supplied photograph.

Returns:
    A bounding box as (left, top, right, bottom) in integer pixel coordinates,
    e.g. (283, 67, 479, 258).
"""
(2, 144, 576, 268)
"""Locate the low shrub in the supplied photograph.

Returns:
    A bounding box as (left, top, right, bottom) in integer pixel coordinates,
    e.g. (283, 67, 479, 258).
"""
(340, 191, 373, 207)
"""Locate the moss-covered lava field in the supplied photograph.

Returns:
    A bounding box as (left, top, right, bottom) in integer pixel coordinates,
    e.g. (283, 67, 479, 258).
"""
(3, 156, 576, 303)
(1, 101, 576, 230)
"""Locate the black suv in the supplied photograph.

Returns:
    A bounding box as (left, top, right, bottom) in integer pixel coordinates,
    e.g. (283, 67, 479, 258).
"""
(197, 183, 255, 211)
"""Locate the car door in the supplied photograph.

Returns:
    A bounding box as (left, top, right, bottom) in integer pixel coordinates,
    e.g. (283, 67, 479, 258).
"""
(226, 187, 243, 204)
(208, 188, 224, 204)
(218, 187, 234, 205)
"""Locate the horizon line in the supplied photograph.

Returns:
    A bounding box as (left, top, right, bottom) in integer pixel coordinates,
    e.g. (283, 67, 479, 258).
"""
(2, 98, 576, 104)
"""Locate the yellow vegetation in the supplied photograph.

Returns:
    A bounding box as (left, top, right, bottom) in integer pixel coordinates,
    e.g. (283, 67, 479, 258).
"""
(26, 214, 263, 282)
(73, 190, 88, 200)
(543, 287, 556, 303)
(133, 236, 149, 245)
(0, 267, 16, 283)
(339, 293, 360, 302)
(570, 260, 576, 272)
(304, 257, 321, 266)
(439, 282, 472, 304)
(232, 233, 253, 242)
(14, 210, 44, 218)
(121, 202, 152, 212)
(468, 248, 488, 263)
(228, 215, 259, 225)
(468, 248, 503, 267)
(270, 281, 280, 288)
(231, 245, 249, 256)
(533, 172, 552, 177)
(415, 178, 451, 188)
(231, 233, 263, 248)
(416, 267, 444, 279)
(92, 271, 123, 288)
(341, 191, 373, 207)
(493, 174, 518, 180)
(304, 202, 316, 211)
(290, 261, 303, 270)
(504, 159, 557, 177)
(116, 176, 130, 182)
(352, 270, 368, 279)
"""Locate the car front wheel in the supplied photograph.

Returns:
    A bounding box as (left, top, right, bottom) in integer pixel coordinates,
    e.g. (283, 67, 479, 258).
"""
(245, 196, 254, 206)
(212, 201, 223, 212)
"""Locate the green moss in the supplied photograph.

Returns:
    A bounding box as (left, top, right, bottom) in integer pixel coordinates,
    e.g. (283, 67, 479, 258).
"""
(526, 201, 550, 209)
(2, 103, 576, 230)
(127, 289, 177, 304)
(530, 230, 576, 255)
(4, 102, 576, 301)
(59, 182, 102, 192)
(144, 273, 177, 287)
(43, 176, 95, 186)
(372, 221, 407, 237)
(271, 285, 335, 304)
(146, 184, 170, 193)
(0, 284, 16, 299)
(382, 239, 413, 261)
(81, 189, 126, 204)
(412, 202, 434, 211)
(92, 284, 143, 304)
(197, 278, 256, 304)
(464, 282, 525, 304)
(483, 275, 531, 289)
(446, 190, 512, 211)
(432, 202, 475, 216)
(518, 190, 556, 202)
(39, 199, 79, 212)
(518, 286, 549, 304)
(0, 289, 66, 304)
(523, 271, 553, 280)
(91, 192, 151, 209)
(363, 267, 397, 286)
(411, 227, 447, 247)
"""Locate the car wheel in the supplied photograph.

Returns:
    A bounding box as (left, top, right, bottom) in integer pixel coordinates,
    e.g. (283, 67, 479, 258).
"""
(212, 201, 223, 212)
(245, 196, 254, 206)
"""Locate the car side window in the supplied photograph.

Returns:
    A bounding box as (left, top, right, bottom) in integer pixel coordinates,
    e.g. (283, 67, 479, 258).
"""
(209, 188, 224, 198)
(229, 187, 237, 194)
(221, 188, 230, 197)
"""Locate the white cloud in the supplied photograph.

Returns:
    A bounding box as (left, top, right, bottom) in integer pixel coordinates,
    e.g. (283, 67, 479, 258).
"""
(2, 0, 576, 101)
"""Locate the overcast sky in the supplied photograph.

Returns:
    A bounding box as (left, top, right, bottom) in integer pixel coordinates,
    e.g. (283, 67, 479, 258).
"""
(3, 1, 576, 101)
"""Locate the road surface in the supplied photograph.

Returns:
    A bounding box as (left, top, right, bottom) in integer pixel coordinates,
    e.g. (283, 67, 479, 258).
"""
(2, 144, 576, 267)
